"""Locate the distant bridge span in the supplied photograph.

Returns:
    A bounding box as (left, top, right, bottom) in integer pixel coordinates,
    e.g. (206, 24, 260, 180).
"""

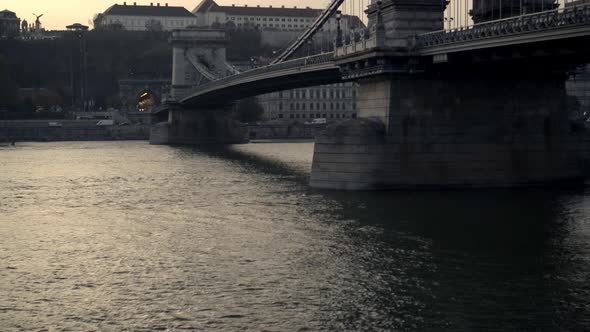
(180, 53, 340, 107)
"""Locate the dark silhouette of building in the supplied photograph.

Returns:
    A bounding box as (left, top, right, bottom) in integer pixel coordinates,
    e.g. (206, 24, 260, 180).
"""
(0, 10, 20, 39)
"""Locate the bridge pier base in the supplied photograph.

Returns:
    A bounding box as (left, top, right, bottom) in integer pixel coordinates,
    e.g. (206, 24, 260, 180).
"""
(311, 72, 590, 190)
(149, 107, 248, 145)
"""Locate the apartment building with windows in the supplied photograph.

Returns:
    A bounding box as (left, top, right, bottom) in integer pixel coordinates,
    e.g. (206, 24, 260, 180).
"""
(258, 83, 359, 122)
(192, 0, 364, 32)
(94, 2, 198, 31)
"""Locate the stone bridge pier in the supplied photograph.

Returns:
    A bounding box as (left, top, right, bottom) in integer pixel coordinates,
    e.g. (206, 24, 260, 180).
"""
(311, 63, 590, 190)
(150, 105, 247, 145)
(310, 0, 590, 190)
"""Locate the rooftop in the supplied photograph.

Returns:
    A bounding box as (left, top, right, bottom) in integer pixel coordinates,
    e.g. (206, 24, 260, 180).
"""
(193, 0, 322, 17)
(104, 3, 195, 17)
(0, 9, 18, 19)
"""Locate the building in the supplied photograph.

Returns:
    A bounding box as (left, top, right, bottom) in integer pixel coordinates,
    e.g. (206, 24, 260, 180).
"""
(567, 65, 590, 121)
(0, 10, 20, 39)
(566, 0, 590, 7)
(192, 0, 363, 32)
(94, 2, 198, 31)
(257, 83, 359, 122)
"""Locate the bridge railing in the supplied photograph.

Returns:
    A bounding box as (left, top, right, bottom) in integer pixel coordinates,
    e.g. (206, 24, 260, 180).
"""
(182, 53, 336, 99)
(417, 4, 590, 49)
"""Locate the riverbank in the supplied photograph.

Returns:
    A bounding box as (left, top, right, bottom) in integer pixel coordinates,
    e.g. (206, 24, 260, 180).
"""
(247, 122, 326, 140)
(0, 120, 149, 142)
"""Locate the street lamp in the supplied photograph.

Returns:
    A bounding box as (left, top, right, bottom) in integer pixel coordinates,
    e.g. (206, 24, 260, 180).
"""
(445, 17, 454, 30)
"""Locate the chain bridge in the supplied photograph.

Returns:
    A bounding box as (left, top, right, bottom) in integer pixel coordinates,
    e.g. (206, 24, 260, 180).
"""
(151, 0, 590, 190)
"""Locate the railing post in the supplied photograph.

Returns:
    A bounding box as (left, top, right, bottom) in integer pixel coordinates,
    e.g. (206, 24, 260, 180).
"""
(375, 0, 385, 48)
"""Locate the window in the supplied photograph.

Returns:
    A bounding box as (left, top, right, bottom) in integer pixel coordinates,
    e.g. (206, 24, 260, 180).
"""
(310, 103, 314, 110)
(302, 103, 306, 110)
(290, 114, 294, 119)
(290, 104, 294, 110)
(352, 113, 357, 118)
(279, 102, 283, 110)
(330, 103, 334, 110)
(279, 114, 284, 118)
(296, 103, 300, 110)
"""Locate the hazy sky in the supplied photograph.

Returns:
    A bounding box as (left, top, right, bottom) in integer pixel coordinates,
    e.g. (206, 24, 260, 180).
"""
(3, 0, 332, 30)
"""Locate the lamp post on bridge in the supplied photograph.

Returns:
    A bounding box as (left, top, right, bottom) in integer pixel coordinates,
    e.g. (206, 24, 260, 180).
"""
(335, 10, 343, 48)
(445, 17, 454, 30)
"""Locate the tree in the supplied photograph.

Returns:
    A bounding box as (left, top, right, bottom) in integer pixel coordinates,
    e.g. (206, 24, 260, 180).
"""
(234, 97, 264, 123)
(32, 89, 63, 110)
(145, 19, 163, 32)
(105, 94, 123, 109)
(0, 56, 19, 110)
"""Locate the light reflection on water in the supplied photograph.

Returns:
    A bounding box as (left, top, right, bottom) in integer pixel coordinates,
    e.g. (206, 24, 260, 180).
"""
(0, 141, 589, 331)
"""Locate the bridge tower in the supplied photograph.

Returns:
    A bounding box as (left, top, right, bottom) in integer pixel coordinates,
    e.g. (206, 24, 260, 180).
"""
(366, 0, 446, 49)
(171, 28, 231, 100)
(150, 27, 247, 145)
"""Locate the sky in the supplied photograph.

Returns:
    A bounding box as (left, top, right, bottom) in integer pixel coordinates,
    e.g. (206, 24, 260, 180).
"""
(2, 0, 333, 30)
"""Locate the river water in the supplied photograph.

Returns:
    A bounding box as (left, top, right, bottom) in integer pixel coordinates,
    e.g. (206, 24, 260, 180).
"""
(1, 141, 589, 331)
